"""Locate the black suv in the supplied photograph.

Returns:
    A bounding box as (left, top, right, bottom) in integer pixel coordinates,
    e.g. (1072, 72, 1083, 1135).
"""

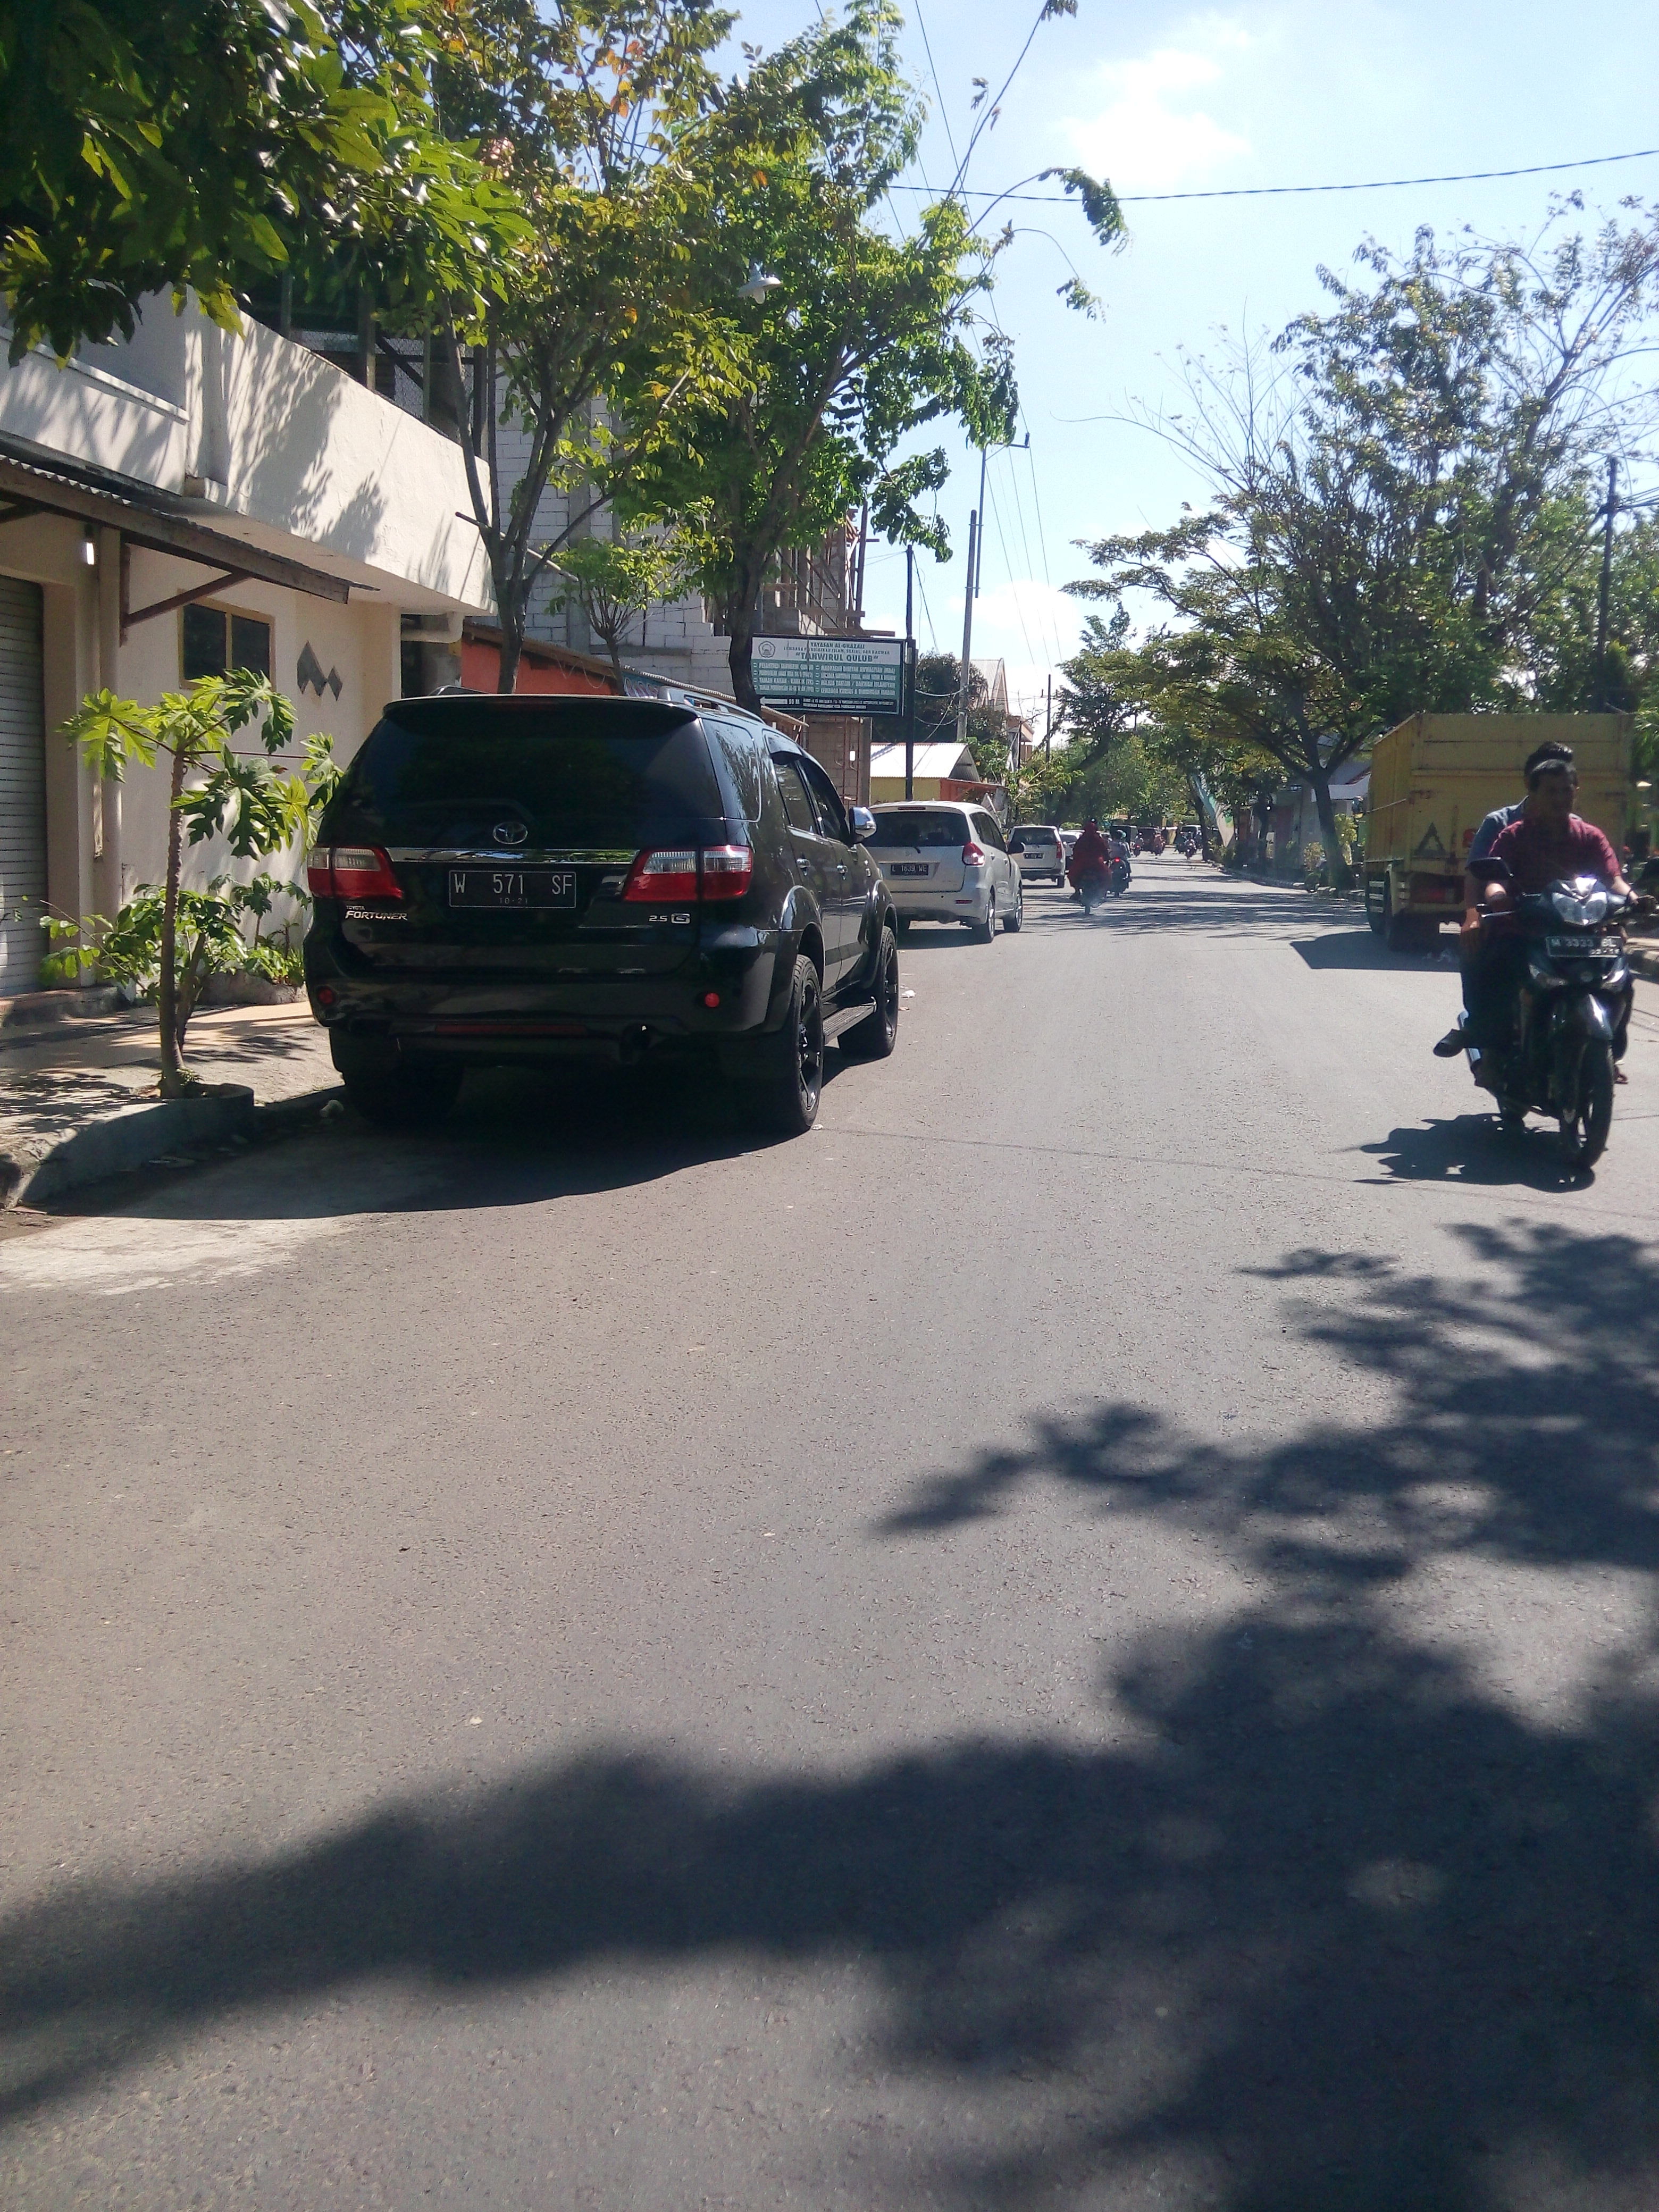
(303, 693, 901, 1132)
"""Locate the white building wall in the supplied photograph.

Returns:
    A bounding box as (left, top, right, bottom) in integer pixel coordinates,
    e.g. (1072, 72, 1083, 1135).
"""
(0, 297, 491, 968)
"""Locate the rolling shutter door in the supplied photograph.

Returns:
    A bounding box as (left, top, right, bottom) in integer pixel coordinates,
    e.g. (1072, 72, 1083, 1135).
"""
(0, 576, 47, 997)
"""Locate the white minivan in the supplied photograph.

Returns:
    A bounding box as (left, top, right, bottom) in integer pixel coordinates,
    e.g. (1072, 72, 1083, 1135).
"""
(869, 802, 1024, 940)
(1009, 824, 1066, 884)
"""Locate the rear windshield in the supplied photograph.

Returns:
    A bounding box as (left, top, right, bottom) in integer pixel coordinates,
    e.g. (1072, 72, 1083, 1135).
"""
(332, 700, 725, 841)
(870, 809, 967, 849)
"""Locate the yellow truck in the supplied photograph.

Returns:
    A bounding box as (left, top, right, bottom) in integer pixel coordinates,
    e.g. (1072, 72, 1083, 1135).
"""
(1362, 711, 1633, 948)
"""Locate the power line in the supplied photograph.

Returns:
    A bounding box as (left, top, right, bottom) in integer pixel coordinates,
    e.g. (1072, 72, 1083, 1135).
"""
(913, 560, 939, 653)
(887, 144, 1659, 207)
(910, 1, 961, 174)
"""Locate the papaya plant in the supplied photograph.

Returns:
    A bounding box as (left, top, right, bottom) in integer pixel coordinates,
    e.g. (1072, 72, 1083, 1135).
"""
(56, 672, 337, 1095)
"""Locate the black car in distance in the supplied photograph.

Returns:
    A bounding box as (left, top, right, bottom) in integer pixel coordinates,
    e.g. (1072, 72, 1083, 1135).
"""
(303, 694, 901, 1133)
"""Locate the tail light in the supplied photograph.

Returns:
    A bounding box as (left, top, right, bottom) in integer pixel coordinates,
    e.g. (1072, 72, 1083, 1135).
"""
(624, 849, 699, 902)
(700, 845, 754, 899)
(623, 846, 753, 903)
(307, 846, 403, 901)
(961, 840, 986, 866)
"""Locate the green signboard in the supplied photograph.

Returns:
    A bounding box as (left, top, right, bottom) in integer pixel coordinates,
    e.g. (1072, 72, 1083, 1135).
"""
(751, 636, 906, 716)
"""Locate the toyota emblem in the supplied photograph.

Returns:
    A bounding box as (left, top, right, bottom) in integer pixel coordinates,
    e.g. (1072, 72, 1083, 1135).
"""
(492, 820, 529, 846)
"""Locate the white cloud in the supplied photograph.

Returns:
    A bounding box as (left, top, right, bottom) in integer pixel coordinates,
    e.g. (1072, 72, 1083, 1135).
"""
(1064, 18, 1252, 194)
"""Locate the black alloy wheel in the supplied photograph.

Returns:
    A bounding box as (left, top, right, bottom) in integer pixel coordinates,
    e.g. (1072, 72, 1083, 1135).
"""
(840, 927, 901, 1061)
(752, 954, 824, 1134)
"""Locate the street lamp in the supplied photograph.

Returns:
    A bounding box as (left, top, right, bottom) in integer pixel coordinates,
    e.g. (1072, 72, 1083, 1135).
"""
(737, 264, 781, 305)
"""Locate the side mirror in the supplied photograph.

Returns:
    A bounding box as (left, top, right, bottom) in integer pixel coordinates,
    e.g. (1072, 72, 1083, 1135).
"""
(1468, 854, 1512, 885)
(848, 806, 876, 842)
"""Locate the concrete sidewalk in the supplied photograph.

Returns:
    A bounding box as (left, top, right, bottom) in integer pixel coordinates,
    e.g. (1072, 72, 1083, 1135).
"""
(0, 1001, 338, 1206)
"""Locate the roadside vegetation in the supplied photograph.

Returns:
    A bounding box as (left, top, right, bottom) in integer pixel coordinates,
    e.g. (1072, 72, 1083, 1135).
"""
(1023, 203, 1659, 873)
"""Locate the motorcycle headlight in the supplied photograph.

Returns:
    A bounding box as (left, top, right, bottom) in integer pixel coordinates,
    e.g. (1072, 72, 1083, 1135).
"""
(1551, 889, 1589, 926)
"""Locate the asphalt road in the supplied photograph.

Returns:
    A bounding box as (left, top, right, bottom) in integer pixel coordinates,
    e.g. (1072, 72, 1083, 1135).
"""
(5, 858, 1659, 2211)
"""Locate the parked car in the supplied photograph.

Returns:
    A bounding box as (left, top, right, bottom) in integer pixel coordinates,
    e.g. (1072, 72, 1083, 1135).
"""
(1060, 828, 1079, 868)
(304, 694, 900, 1134)
(1009, 823, 1066, 884)
(868, 801, 1024, 941)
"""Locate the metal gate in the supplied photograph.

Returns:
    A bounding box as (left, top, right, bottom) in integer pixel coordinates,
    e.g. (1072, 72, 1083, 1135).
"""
(0, 574, 47, 998)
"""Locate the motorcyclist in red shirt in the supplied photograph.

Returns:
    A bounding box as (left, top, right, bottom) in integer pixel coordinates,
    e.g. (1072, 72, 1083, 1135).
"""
(1455, 756, 1637, 1053)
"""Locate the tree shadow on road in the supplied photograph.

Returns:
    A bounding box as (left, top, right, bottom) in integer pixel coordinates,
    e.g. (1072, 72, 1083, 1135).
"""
(5, 1221, 1659, 2208)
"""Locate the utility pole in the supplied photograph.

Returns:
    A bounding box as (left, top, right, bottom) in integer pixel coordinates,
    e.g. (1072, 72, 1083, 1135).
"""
(1044, 674, 1053, 757)
(954, 431, 1028, 759)
(954, 508, 978, 755)
(1595, 455, 1618, 710)
(904, 544, 916, 801)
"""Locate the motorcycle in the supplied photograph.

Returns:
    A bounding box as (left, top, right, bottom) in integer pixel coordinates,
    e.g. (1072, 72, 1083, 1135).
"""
(1078, 855, 1132, 912)
(1461, 864, 1637, 1169)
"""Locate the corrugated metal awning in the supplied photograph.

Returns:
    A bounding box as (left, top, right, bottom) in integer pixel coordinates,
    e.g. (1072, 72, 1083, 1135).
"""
(0, 432, 350, 606)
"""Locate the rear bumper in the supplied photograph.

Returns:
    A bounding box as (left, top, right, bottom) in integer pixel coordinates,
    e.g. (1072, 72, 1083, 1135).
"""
(304, 924, 789, 1062)
(884, 883, 984, 920)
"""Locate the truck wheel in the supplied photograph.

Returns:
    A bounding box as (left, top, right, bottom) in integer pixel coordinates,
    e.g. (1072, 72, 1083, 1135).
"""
(749, 956, 823, 1134)
(1382, 879, 1427, 952)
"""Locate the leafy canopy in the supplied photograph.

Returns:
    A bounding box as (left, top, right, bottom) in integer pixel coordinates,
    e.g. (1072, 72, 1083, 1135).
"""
(618, 1, 1019, 703)
(0, 0, 521, 359)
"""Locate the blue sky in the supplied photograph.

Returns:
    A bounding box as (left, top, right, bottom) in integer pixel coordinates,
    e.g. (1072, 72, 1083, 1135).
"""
(731, 0, 1659, 721)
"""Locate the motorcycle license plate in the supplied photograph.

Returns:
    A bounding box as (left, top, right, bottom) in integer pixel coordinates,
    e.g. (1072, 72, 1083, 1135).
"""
(1545, 934, 1619, 956)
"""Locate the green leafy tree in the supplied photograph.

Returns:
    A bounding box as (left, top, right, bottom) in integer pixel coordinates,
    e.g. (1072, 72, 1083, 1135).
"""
(55, 674, 337, 1095)
(548, 526, 699, 685)
(1069, 204, 1659, 884)
(0, 0, 518, 361)
(434, 0, 744, 692)
(623, 2, 1117, 713)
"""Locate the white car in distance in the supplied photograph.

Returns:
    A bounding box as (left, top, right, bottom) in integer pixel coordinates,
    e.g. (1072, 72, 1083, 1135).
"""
(1009, 824, 1066, 884)
(869, 802, 1024, 941)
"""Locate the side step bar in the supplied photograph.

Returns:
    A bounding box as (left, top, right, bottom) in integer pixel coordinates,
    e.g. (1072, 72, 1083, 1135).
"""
(822, 993, 876, 1043)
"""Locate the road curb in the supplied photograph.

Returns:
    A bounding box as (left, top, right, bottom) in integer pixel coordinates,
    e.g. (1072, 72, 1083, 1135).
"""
(1, 1082, 344, 1209)
(1630, 944, 1659, 985)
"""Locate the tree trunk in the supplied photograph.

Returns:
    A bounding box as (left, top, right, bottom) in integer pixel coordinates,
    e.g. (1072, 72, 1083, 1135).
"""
(496, 601, 523, 694)
(727, 607, 761, 714)
(156, 742, 188, 1097)
(1309, 764, 1351, 891)
(1189, 776, 1211, 860)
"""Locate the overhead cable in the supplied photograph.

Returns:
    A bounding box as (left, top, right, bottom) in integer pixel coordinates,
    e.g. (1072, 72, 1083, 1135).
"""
(888, 145, 1659, 207)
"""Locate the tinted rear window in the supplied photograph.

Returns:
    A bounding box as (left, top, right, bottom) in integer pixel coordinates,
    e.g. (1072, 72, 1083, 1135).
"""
(333, 701, 724, 840)
(705, 721, 768, 823)
(870, 810, 967, 848)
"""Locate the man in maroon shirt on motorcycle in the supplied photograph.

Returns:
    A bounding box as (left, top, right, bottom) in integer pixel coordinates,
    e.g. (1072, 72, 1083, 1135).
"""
(1452, 756, 1638, 1055)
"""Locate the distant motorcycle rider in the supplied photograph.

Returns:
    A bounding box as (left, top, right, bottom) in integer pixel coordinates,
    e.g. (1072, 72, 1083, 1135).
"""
(1068, 817, 1110, 886)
